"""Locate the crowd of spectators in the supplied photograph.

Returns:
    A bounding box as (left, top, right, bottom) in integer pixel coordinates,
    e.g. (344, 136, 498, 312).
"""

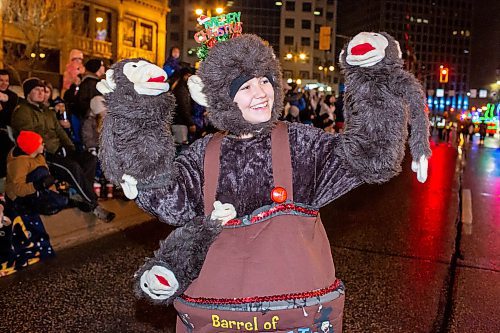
(0, 62, 115, 224)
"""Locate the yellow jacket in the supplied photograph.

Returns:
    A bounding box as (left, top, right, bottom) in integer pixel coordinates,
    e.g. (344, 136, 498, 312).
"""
(5, 148, 50, 201)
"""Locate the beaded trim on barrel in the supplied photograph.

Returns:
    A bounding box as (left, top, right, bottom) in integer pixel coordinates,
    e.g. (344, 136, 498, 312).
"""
(223, 202, 318, 228)
(178, 279, 344, 311)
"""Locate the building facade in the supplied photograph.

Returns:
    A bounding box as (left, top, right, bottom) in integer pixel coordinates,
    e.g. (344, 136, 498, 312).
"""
(338, 0, 474, 112)
(279, 0, 338, 92)
(0, 0, 169, 88)
(166, 0, 339, 92)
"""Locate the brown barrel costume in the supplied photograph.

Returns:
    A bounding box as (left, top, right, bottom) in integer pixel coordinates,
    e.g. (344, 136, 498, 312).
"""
(174, 122, 345, 332)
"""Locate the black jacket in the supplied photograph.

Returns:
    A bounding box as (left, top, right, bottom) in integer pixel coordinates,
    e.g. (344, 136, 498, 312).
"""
(172, 79, 194, 127)
(76, 74, 100, 119)
(0, 88, 19, 128)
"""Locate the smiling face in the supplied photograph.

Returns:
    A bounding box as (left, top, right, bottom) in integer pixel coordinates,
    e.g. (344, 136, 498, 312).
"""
(0, 74, 9, 91)
(233, 77, 274, 125)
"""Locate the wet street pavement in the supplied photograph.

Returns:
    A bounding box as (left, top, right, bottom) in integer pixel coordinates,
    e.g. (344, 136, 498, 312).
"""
(1, 135, 498, 332)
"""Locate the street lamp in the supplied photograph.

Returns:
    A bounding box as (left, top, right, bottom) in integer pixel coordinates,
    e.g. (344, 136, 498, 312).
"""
(195, 5, 224, 17)
(284, 49, 308, 62)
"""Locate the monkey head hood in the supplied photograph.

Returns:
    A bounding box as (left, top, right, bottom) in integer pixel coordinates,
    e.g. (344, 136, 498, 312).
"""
(196, 34, 284, 136)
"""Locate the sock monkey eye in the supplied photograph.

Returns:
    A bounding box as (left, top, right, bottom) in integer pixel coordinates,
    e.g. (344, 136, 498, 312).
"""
(132, 64, 138, 68)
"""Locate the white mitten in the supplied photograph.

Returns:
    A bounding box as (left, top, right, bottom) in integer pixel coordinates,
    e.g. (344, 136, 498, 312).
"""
(120, 174, 138, 199)
(140, 265, 179, 300)
(411, 155, 429, 183)
(96, 69, 116, 94)
(187, 75, 208, 107)
(210, 201, 237, 225)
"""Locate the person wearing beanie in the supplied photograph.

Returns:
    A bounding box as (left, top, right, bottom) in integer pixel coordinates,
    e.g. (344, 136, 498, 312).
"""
(50, 96, 72, 137)
(84, 59, 104, 74)
(99, 31, 431, 331)
(76, 58, 105, 121)
(4, 130, 68, 216)
(10, 79, 115, 222)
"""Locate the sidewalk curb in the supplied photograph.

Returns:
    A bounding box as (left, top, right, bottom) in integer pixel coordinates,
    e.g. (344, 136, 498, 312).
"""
(43, 199, 155, 251)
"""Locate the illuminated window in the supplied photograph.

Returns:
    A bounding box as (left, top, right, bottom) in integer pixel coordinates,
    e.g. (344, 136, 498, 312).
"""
(140, 23, 153, 50)
(95, 10, 111, 42)
(123, 18, 136, 47)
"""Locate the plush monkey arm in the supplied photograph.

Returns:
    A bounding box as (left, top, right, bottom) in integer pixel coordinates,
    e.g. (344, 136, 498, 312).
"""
(134, 216, 223, 305)
(399, 72, 432, 182)
(339, 77, 408, 184)
(97, 59, 176, 193)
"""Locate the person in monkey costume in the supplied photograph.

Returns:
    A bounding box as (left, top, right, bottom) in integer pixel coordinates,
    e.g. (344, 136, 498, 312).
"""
(98, 32, 430, 332)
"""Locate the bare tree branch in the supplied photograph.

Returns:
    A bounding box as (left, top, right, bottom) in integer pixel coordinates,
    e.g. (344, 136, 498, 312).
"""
(1, 0, 77, 77)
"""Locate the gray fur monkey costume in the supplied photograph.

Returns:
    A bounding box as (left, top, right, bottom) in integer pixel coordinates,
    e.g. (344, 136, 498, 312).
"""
(98, 33, 430, 332)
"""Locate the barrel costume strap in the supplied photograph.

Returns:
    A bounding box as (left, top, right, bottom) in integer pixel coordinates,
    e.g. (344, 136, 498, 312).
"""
(271, 121, 293, 202)
(203, 121, 292, 216)
(203, 132, 224, 215)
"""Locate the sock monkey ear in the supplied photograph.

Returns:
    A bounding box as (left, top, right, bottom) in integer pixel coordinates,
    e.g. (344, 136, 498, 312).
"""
(187, 75, 209, 107)
(96, 69, 116, 94)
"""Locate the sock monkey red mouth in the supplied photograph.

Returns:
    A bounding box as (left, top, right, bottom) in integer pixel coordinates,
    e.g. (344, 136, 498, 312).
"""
(148, 76, 166, 83)
(350, 43, 375, 55)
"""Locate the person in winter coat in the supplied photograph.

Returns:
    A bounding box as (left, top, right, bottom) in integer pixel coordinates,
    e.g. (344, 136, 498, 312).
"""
(319, 94, 336, 122)
(163, 47, 182, 78)
(171, 67, 195, 145)
(0, 69, 19, 179)
(98, 32, 431, 332)
(5, 131, 68, 216)
(81, 95, 108, 155)
(76, 59, 105, 120)
(478, 121, 487, 144)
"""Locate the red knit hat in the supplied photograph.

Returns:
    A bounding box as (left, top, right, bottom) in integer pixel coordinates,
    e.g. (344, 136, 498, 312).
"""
(17, 130, 43, 155)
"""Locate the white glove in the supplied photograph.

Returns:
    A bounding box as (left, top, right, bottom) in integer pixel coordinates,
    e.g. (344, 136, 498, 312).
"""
(411, 155, 429, 183)
(120, 174, 138, 199)
(96, 69, 116, 94)
(139, 265, 179, 300)
(210, 201, 237, 225)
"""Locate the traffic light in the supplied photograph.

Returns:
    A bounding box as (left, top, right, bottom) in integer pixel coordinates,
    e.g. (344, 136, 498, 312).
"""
(439, 66, 449, 83)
